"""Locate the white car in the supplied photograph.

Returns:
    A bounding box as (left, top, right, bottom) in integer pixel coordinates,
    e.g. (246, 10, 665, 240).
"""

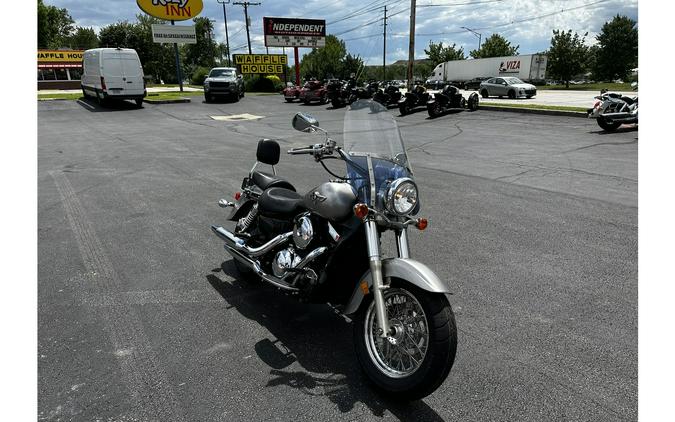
(81, 48, 146, 107)
(479, 76, 536, 99)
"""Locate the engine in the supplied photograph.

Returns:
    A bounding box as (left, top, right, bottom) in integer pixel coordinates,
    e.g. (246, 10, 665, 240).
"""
(272, 247, 302, 277)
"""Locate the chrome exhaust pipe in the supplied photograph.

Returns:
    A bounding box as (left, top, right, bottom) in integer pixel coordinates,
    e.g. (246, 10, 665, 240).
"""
(226, 246, 299, 291)
(211, 225, 292, 257)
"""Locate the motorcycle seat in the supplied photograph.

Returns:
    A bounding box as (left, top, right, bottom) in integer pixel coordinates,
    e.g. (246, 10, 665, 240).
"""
(258, 187, 305, 217)
(621, 96, 635, 105)
(252, 171, 296, 192)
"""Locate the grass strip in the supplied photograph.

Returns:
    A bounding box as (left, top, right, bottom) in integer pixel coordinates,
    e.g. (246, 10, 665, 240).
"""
(481, 102, 587, 113)
(536, 83, 633, 92)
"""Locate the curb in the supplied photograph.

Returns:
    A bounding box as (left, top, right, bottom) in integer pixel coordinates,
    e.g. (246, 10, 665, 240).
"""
(143, 97, 191, 104)
(480, 105, 587, 118)
(38, 97, 78, 101)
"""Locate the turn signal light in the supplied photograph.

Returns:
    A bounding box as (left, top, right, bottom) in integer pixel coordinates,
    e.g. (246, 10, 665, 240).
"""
(354, 203, 369, 220)
(415, 218, 428, 231)
(234, 192, 242, 201)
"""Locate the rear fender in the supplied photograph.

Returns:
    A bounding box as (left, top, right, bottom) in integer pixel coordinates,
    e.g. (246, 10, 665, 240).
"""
(343, 258, 451, 315)
(228, 198, 256, 221)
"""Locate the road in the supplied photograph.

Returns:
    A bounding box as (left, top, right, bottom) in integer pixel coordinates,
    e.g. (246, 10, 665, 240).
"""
(38, 96, 637, 421)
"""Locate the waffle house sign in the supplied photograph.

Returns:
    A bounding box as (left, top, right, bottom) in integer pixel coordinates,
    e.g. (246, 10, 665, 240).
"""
(136, 0, 203, 21)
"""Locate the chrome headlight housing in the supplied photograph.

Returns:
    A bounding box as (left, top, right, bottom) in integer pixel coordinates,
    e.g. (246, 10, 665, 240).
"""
(293, 215, 313, 249)
(385, 178, 419, 216)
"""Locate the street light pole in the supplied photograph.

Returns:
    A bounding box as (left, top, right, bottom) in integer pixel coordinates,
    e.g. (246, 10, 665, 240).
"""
(407, 0, 416, 91)
(217, 0, 231, 66)
(461, 26, 482, 51)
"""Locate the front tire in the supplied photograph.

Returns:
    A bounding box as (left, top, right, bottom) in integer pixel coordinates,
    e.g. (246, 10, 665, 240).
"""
(481, 89, 489, 98)
(427, 102, 441, 118)
(353, 281, 457, 400)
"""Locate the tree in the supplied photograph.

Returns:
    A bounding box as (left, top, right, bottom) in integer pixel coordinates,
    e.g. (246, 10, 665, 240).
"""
(547, 30, 588, 88)
(38, 0, 75, 48)
(424, 41, 465, 66)
(65, 27, 99, 50)
(184, 17, 217, 69)
(342, 53, 364, 80)
(300, 35, 347, 80)
(593, 15, 638, 81)
(469, 34, 519, 59)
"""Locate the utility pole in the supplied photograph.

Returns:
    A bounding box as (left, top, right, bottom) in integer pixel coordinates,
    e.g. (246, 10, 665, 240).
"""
(383, 5, 387, 82)
(217, 0, 232, 66)
(407, 0, 416, 90)
(171, 20, 183, 92)
(233, 1, 261, 55)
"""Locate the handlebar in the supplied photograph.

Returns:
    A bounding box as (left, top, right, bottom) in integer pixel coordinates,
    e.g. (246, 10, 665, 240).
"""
(287, 145, 317, 155)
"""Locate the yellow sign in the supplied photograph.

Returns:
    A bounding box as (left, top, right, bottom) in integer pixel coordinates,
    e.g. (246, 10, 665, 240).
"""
(136, 0, 203, 21)
(233, 54, 287, 74)
(38, 50, 84, 62)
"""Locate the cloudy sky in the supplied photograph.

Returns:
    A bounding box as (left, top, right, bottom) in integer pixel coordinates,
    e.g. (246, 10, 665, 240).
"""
(45, 0, 638, 65)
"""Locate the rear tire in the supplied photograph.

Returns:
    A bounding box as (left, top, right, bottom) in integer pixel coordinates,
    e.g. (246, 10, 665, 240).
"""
(353, 280, 457, 400)
(135, 98, 143, 108)
(597, 117, 621, 131)
(508, 90, 516, 99)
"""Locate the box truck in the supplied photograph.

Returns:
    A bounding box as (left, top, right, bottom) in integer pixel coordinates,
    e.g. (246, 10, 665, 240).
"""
(429, 54, 547, 86)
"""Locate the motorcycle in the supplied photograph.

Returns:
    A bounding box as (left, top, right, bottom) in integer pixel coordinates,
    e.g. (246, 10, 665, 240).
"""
(299, 79, 328, 105)
(587, 82, 638, 131)
(427, 85, 479, 118)
(373, 83, 403, 108)
(211, 100, 457, 399)
(398, 83, 431, 115)
(327, 80, 355, 109)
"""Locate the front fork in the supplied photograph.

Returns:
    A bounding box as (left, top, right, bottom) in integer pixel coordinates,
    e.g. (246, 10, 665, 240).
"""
(365, 219, 411, 338)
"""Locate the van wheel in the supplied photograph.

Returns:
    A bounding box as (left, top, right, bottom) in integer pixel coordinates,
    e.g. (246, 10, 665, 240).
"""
(135, 98, 143, 108)
(81, 89, 89, 99)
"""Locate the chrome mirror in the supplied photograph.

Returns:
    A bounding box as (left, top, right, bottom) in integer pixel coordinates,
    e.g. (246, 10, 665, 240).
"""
(292, 112, 319, 132)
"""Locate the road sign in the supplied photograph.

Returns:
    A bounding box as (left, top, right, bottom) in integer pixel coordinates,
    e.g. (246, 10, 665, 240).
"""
(263, 17, 325, 48)
(151, 24, 197, 44)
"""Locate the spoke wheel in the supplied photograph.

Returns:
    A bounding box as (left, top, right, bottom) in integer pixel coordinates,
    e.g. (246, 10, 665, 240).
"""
(364, 288, 429, 378)
(354, 280, 457, 400)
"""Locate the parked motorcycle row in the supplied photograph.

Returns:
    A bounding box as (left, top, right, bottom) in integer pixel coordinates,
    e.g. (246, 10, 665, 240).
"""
(283, 78, 480, 119)
(587, 82, 638, 131)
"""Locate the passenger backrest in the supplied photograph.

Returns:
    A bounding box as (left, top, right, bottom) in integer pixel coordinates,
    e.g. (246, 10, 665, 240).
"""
(256, 139, 280, 165)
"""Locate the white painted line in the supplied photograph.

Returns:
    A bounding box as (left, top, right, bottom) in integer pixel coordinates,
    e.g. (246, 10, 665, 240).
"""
(210, 113, 264, 121)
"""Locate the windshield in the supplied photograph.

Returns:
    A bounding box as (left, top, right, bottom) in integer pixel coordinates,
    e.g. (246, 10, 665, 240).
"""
(342, 100, 412, 206)
(505, 77, 525, 84)
(209, 69, 235, 78)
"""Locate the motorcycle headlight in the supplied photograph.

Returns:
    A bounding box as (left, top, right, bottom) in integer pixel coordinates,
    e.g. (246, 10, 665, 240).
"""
(385, 178, 418, 216)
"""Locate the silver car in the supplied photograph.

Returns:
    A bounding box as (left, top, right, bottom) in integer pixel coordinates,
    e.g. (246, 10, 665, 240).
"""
(204, 67, 245, 102)
(479, 76, 536, 99)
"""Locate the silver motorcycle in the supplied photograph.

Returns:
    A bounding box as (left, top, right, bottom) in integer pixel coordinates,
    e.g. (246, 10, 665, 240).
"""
(588, 82, 638, 131)
(211, 100, 457, 399)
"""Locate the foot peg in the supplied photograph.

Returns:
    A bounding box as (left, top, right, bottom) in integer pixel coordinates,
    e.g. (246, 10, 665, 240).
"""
(218, 199, 235, 208)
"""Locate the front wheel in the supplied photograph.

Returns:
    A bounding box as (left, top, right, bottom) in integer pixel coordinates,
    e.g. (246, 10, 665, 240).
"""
(353, 281, 457, 400)
(427, 101, 441, 118)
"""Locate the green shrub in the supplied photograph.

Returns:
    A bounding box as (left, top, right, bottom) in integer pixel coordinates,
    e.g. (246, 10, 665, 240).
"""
(191, 66, 210, 85)
(264, 75, 284, 91)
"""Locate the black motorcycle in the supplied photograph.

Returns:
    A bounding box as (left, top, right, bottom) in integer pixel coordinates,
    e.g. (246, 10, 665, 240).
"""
(427, 85, 479, 118)
(398, 83, 430, 115)
(373, 83, 403, 108)
(328, 80, 364, 108)
(211, 100, 457, 399)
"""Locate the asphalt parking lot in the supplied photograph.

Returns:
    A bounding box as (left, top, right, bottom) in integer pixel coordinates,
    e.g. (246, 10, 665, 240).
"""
(38, 95, 637, 421)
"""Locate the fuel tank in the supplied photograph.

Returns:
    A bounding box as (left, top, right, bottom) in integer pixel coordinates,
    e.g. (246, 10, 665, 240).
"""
(303, 182, 357, 222)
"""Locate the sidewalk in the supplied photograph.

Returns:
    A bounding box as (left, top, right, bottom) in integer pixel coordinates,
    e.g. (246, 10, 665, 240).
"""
(38, 86, 203, 95)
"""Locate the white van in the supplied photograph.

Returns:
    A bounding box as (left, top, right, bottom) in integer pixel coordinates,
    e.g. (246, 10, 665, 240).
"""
(81, 48, 147, 106)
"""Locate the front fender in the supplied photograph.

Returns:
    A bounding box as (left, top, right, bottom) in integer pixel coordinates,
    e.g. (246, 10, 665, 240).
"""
(343, 258, 451, 315)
